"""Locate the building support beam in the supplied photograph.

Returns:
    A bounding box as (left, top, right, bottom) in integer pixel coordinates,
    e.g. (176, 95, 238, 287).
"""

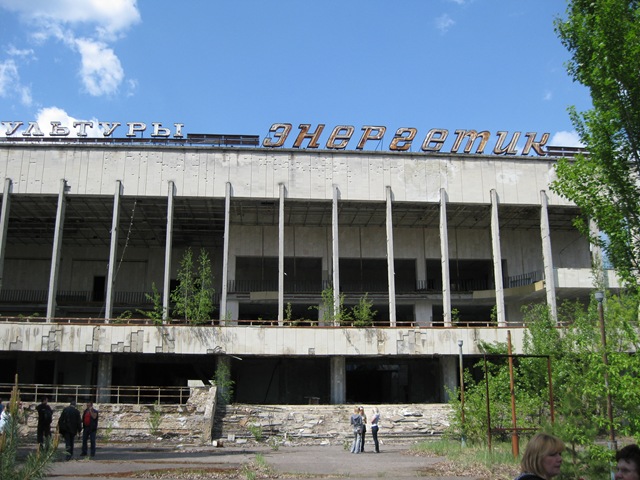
(278, 183, 285, 326)
(439, 188, 452, 326)
(97, 354, 113, 403)
(490, 189, 506, 326)
(386, 186, 397, 327)
(330, 356, 346, 404)
(331, 185, 340, 326)
(46, 179, 67, 321)
(440, 356, 457, 402)
(220, 182, 231, 323)
(163, 181, 175, 322)
(0, 178, 13, 292)
(105, 181, 123, 322)
(540, 190, 558, 322)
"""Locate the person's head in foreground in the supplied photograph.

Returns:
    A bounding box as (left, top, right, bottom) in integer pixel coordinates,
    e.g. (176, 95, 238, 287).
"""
(520, 433, 564, 479)
(616, 444, 640, 480)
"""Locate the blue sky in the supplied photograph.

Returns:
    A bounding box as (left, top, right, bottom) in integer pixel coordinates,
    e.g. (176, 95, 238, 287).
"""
(0, 0, 589, 149)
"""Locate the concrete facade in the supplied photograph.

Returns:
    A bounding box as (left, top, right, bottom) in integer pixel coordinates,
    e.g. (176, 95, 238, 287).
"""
(0, 139, 616, 405)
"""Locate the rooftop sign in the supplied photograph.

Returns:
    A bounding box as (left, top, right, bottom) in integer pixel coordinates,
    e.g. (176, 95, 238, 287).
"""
(0, 120, 551, 156)
(263, 123, 550, 156)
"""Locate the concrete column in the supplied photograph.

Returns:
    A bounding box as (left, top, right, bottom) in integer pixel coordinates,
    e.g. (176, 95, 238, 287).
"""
(331, 185, 340, 326)
(278, 183, 285, 326)
(220, 182, 231, 321)
(540, 190, 558, 322)
(440, 356, 458, 402)
(163, 181, 175, 322)
(97, 354, 113, 403)
(386, 186, 397, 327)
(414, 299, 433, 326)
(0, 178, 12, 291)
(105, 181, 123, 322)
(47, 179, 67, 321)
(330, 356, 346, 404)
(439, 189, 451, 326)
(490, 189, 506, 326)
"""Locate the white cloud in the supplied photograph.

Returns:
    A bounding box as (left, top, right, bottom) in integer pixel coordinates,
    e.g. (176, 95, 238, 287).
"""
(543, 90, 552, 101)
(35, 106, 101, 137)
(550, 130, 584, 148)
(0, 0, 139, 98)
(75, 38, 124, 96)
(0, 59, 32, 106)
(0, 0, 140, 40)
(436, 14, 456, 34)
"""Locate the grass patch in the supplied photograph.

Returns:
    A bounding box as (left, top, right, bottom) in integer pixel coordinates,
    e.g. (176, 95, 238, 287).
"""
(412, 439, 520, 480)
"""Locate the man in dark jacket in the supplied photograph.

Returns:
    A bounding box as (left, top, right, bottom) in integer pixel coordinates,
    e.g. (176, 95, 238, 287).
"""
(35, 396, 53, 450)
(81, 401, 99, 458)
(58, 400, 81, 460)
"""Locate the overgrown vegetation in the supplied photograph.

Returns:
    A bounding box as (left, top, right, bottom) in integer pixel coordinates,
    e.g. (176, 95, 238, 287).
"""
(213, 361, 235, 405)
(448, 293, 640, 479)
(138, 283, 164, 325)
(147, 401, 163, 436)
(552, 0, 640, 291)
(310, 286, 377, 326)
(170, 248, 215, 324)
(0, 377, 58, 480)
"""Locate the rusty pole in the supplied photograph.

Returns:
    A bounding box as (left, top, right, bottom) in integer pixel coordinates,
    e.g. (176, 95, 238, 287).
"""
(507, 330, 519, 457)
(595, 291, 617, 451)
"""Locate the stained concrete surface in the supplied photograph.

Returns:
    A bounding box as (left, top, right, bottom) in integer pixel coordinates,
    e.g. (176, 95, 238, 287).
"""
(42, 442, 482, 479)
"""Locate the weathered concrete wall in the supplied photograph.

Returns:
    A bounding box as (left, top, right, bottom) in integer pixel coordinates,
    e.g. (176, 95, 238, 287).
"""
(18, 396, 452, 447)
(0, 322, 527, 356)
(216, 403, 452, 446)
(20, 387, 217, 443)
(0, 144, 571, 206)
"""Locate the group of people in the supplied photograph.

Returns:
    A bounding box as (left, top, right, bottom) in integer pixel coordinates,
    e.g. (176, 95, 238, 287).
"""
(33, 398, 99, 460)
(349, 406, 380, 454)
(517, 432, 640, 480)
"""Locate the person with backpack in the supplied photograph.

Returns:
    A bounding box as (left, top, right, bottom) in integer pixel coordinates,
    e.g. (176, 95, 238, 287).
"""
(58, 400, 82, 460)
(81, 401, 99, 458)
(35, 396, 53, 450)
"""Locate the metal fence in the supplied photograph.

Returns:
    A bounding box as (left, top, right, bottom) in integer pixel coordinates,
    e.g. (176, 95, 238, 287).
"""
(0, 383, 194, 405)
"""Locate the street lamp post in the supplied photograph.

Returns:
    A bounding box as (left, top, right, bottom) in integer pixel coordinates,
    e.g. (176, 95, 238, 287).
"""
(458, 339, 465, 446)
(595, 291, 617, 452)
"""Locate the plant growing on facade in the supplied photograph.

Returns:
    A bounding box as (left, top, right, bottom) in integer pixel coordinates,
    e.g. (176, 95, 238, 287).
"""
(138, 283, 164, 325)
(170, 248, 215, 324)
(351, 293, 377, 327)
(213, 361, 234, 405)
(310, 286, 352, 325)
(0, 376, 58, 480)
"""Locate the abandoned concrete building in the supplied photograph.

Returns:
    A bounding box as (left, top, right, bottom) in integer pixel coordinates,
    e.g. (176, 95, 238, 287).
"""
(0, 123, 617, 405)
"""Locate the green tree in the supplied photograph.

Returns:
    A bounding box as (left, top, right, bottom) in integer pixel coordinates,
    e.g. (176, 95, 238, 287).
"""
(0, 378, 57, 480)
(170, 248, 215, 324)
(448, 293, 640, 478)
(553, 0, 640, 290)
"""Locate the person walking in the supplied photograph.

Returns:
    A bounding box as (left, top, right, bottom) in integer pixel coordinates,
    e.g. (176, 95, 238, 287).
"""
(58, 400, 82, 460)
(35, 396, 53, 450)
(81, 401, 99, 458)
(349, 406, 363, 454)
(359, 406, 367, 452)
(370, 407, 380, 453)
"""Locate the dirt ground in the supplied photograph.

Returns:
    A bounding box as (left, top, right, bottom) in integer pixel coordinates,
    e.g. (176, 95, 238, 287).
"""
(41, 440, 502, 480)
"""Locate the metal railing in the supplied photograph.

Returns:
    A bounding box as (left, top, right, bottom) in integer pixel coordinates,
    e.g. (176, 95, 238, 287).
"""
(0, 383, 194, 405)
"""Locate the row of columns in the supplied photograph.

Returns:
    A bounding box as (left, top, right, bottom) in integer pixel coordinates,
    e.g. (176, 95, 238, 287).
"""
(0, 178, 560, 325)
